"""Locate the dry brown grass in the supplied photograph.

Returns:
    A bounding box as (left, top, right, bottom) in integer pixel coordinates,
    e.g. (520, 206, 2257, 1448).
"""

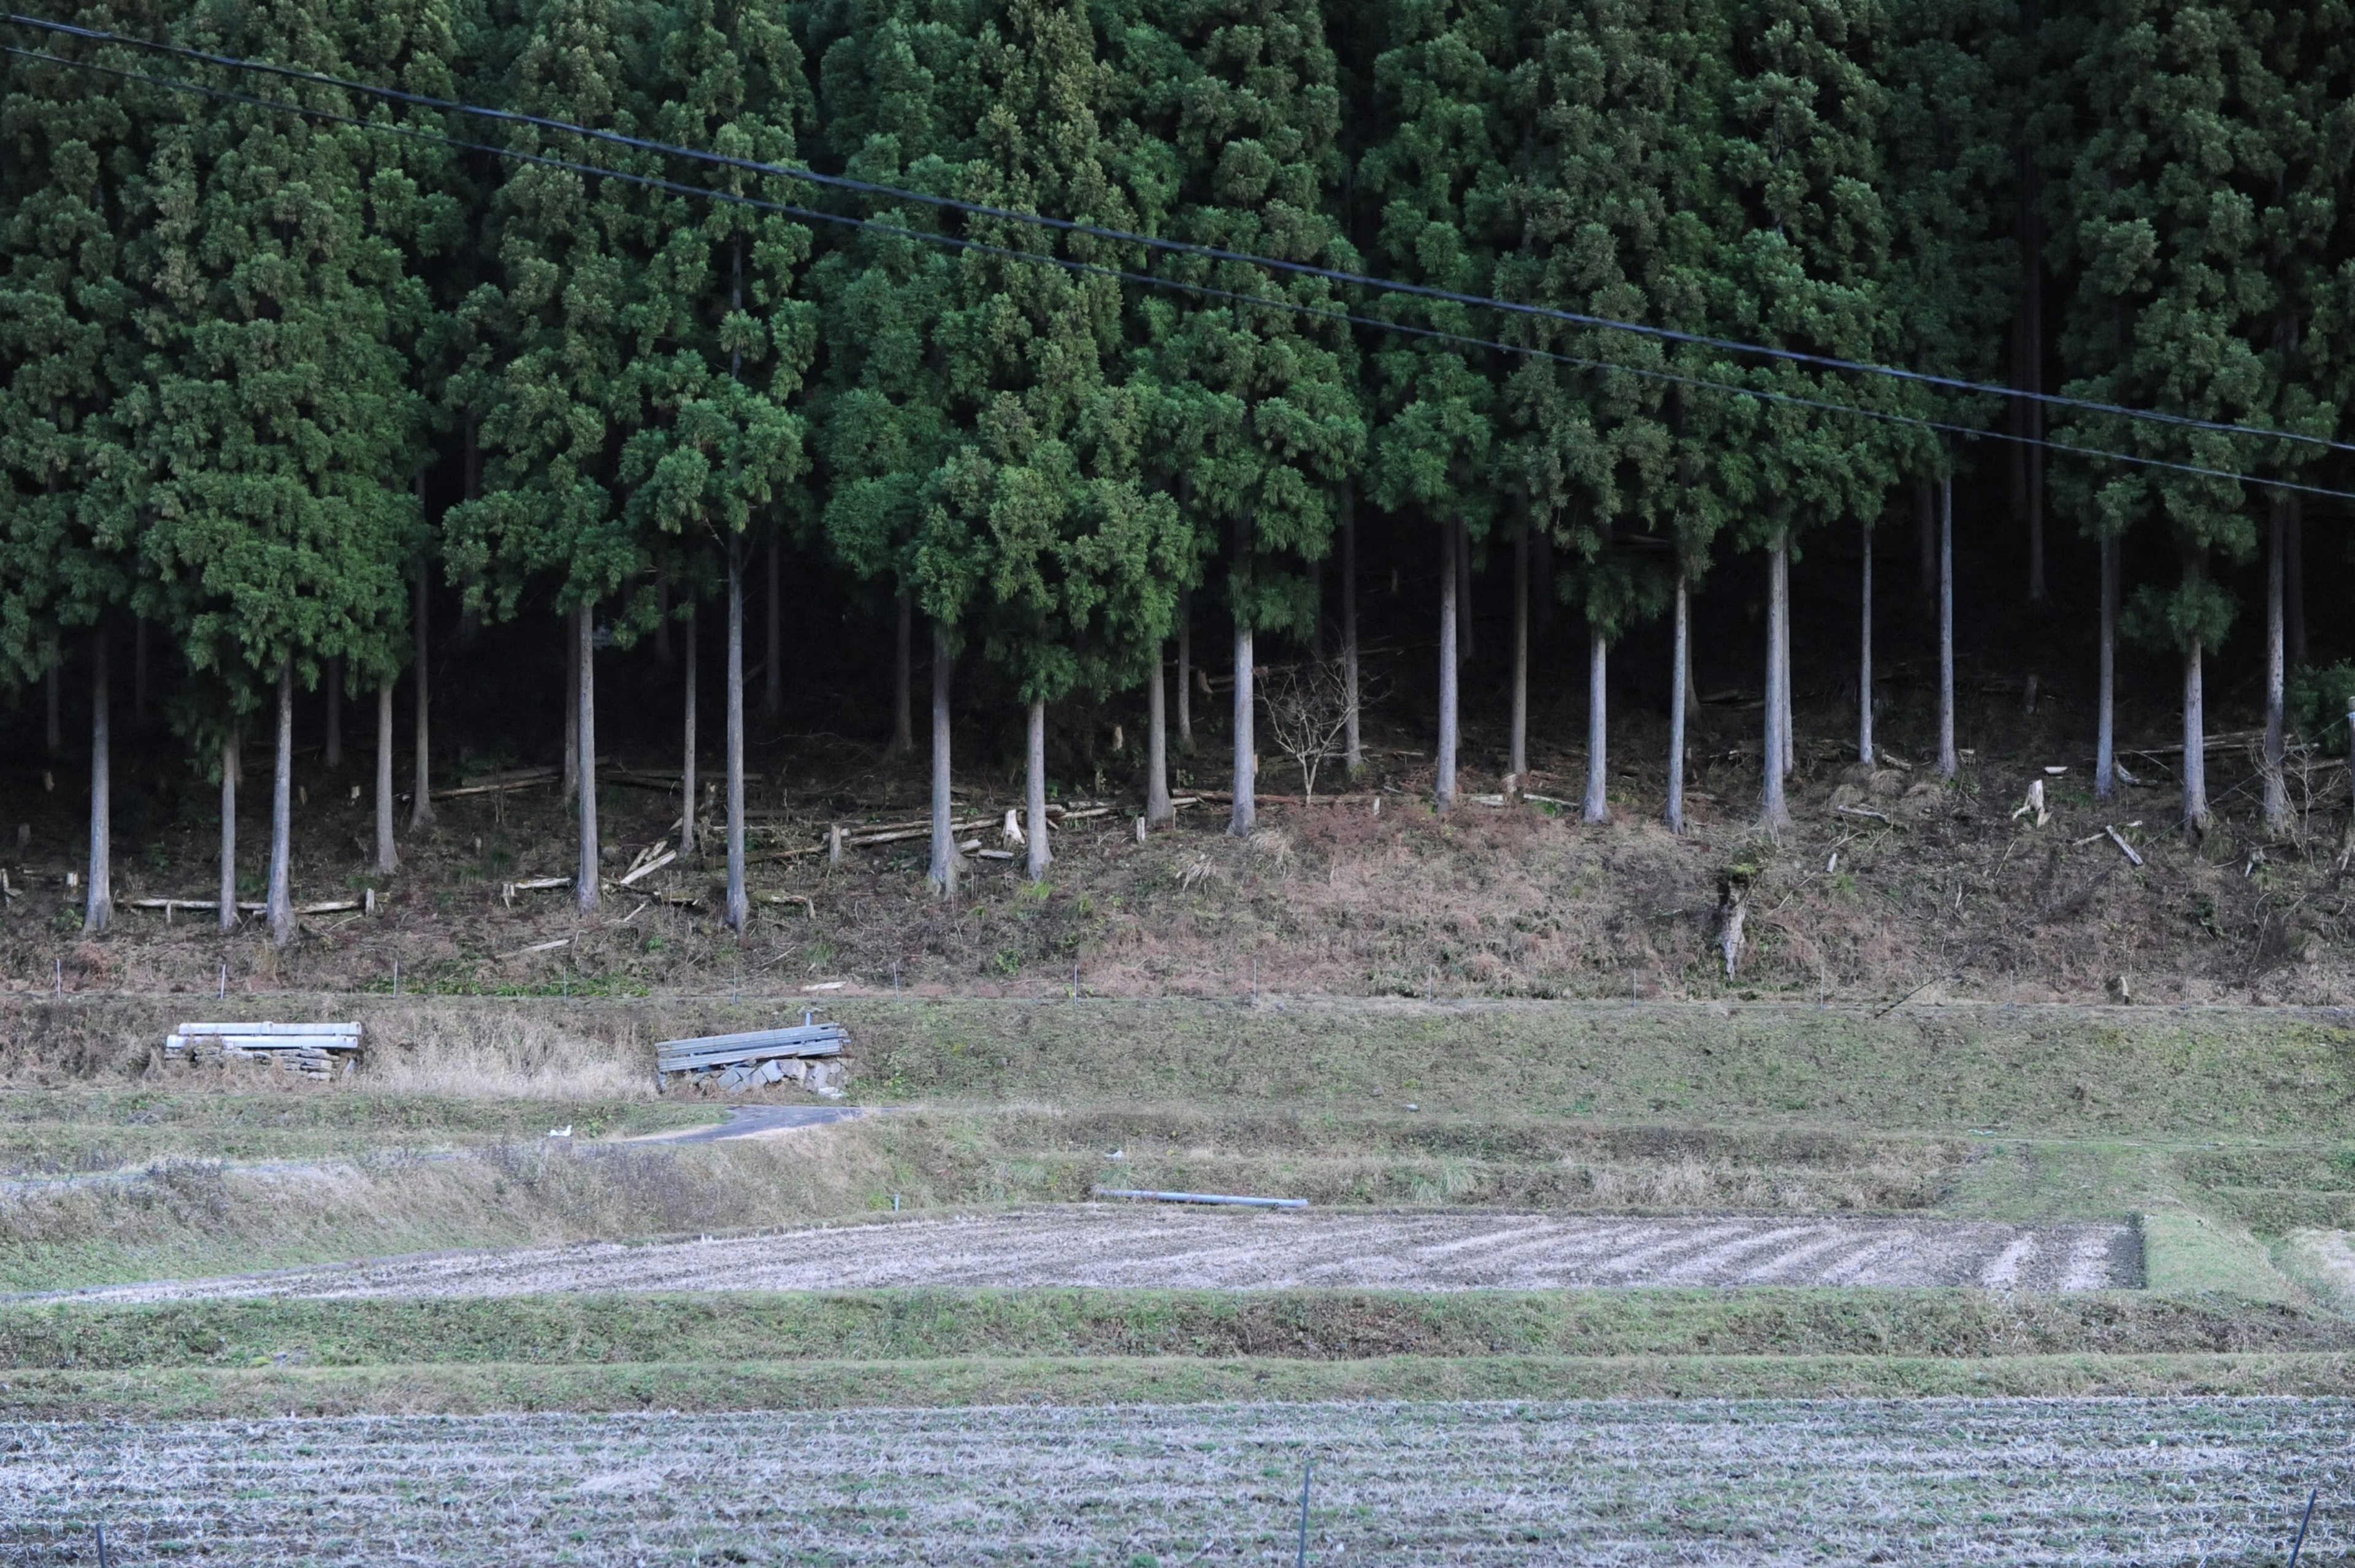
(5, 690, 2349, 1009)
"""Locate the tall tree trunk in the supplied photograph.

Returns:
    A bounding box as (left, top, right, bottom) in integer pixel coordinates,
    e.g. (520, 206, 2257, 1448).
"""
(1858, 518, 1874, 764)
(133, 616, 147, 726)
(2018, 153, 2047, 606)
(1436, 516, 1459, 812)
(1146, 642, 1172, 825)
(575, 601, 600, 915)
(1762, 530, 1791, 829)
(682, 602, 699, 855)
(727, 541, 749, 928)
(1230, 522, 1257, 838)
(1511, 513, 1529, 789)
(83, 627, 110, 933)
(1340, 481, 1360, 773)
(1309, 555, 1326, 664)
(408, 559, 434, 829)
(1583, 627, 1609, 824)
(1455, 516, 1474, 667)
(2183, 630, 2209, 839)
(927, 618, 956, 896)
(2285, 495, 2306, 668)
(1916, 480, 1936, 608)
(374, 684, 396, 875)
(458, 417, 483, 646)
(764, 537, 782, 719)
(44, 648, 59, 756)
(1772, 531, 1794, 776)
(890, 589, 914, 755)
(562, 614, 580, 804)
(1937, 473, 1958, 780)
(1667, 570, 1689, 834)
(1176, 587, 1193, 746)
(2264, 499, 2289, 832)
(221, 725, 240, 930)
(2096, 532, 2118, 800)
(267, 659, 295, 946)
(1025, 699, 1051, 881)
(654, 571, 672, 667)
(324, 655, 343, 768)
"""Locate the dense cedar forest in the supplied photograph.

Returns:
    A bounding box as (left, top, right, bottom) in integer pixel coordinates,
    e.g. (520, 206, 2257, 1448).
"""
(3, 0, 2353, 952)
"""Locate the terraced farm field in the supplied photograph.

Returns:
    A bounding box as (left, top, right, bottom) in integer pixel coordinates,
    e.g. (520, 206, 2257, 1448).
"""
(5, 1397, 2343, 1566)
(58, 1208, 2141, 1299)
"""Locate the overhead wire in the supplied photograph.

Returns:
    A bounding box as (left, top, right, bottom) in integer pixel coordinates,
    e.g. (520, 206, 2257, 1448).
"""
(6, 37, 2354, 505)
(6, 7, 2353, 462)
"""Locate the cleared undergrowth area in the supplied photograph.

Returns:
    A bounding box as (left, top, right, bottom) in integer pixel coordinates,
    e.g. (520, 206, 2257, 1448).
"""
(6, 1398, 2346, 1565)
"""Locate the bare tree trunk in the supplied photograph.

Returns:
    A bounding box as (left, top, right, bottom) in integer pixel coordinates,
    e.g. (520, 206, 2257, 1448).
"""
(727, 541, 749, 928)
(1937, 473, 1957, 780)
(324, 655, 342, 768)
(764, 537, 782, 719)
(2020, 160, 2047, 606)
(1583, 627, 1609, 823)
(2096, 531, 2118, 800)
(1762, 530, 1791, 829)
(134, 616, 148, 725)
(2286, 495, 2306, 668)
(654, 571, 672, 667)
(1859, 518, 1874, 764)
(45, 648, 59, 756)
(890, 589, 914, 755)
(1772, 530, 1794, 776)
(2264, 499, 2290, 833)
(1436, 516, 1459, 812)
(1176, 588, 1193, 746)
(681, 601, 699, 855)
(267, 659, 295, 946)
(221, 725, 241, 928)
(1309, 554, 1326, 664)
(1025, 698, 1051, 881)
(1916, 480, 1936, 608)
(562, 614, 580, 804)
(458, 417, 483, 646)
(927, 618, 956, 896)
(1455, 516, 1474, 667)
(83, 627, 110, 933)
(1667, 570, 1689, 834)
(2183, 632, 2208, 839)
(408, 559, 434, 829)
(1511, 513, 1528, 789)
(575, 601, 600, 914)
(1146, 643, 1172, 825)
(374, 683, 396, 875)
(1340, 482, 1360, 773)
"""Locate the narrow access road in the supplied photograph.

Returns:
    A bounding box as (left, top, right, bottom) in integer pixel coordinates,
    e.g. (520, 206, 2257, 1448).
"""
(632, 1104, 865, 1144)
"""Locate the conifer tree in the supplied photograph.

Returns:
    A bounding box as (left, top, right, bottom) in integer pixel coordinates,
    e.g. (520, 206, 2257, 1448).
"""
(1124, 0, 1360, 836)
(1360, 0, 1512, 813)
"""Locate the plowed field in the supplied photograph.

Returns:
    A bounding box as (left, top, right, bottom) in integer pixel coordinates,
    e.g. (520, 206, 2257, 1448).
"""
(3, 1397, 2338, 1565)
(60, 1208, 2138, 1300)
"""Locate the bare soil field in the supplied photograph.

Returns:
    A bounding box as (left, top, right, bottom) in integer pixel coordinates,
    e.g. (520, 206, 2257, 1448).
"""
(59, 1208, 2139, 1301)
(4, 1396, 2343, 1565)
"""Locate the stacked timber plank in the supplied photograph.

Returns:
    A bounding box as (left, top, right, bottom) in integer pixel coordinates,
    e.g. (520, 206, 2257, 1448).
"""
(657, 1017, 848, 1097)
(164, 1022, 363, 1080)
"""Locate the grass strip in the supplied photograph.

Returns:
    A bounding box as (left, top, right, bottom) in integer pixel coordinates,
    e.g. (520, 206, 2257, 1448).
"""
(7, 1352, 2355, 1418)
(6, 1287, 2348, 1371)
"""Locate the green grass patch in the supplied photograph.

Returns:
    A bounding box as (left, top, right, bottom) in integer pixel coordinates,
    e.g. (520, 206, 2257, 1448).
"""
(2140, 1210, 2305, 1302)
(9, 1351, 2355, 1418)
(0, 1089, 718, 1176)
(7, 1288, 2346, 1371)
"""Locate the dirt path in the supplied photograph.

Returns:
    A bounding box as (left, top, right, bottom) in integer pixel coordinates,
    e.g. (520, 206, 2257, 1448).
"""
(62, 1209, 2137, 1301)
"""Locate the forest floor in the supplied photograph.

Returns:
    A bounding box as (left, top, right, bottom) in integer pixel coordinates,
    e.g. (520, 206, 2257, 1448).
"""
(1, 684, 2349, 1008)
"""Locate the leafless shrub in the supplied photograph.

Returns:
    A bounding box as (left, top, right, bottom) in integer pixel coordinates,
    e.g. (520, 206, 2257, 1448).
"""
(1262, 659, 1359, 803)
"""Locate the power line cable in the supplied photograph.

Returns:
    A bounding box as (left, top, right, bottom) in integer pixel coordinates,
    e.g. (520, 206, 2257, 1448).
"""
(6, 8, 2352, 462)
(8, 40, 2353, 507)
